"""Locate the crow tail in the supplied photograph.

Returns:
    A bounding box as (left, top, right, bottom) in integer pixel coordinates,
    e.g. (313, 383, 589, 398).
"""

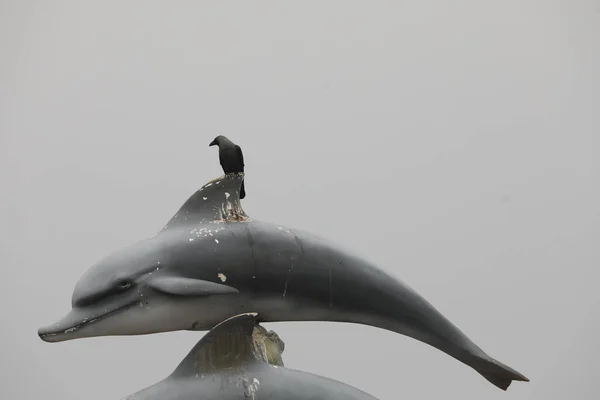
(240, 179, 246, 199)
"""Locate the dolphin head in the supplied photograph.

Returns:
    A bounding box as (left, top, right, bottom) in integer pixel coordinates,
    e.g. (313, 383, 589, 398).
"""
(37, 232, 240, 343)
(37, 236, 168, 342)
(38, 174, 246, 343)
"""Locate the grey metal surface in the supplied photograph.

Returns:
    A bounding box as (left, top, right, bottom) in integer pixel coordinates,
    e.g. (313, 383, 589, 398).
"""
(121, 313, 379, 400)
(38, 173, 528, 390)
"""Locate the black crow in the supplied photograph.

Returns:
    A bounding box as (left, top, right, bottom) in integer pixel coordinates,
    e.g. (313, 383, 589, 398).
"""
(209, 135, 246, 199)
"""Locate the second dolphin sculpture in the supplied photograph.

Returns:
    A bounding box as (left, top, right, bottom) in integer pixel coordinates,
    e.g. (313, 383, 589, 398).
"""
(122, 313, 379, 400)
(38, 173, 529, 390)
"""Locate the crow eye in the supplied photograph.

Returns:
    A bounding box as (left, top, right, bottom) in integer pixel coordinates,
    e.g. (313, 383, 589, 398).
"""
(116, 280, 132, 290)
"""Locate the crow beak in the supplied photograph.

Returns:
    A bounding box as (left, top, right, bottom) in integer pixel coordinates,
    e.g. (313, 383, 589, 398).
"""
(209, 139, 217, 147)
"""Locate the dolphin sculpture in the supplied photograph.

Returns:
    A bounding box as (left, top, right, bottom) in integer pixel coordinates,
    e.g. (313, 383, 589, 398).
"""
(38, 173, 529, 390)
(121, 312, 380, 400)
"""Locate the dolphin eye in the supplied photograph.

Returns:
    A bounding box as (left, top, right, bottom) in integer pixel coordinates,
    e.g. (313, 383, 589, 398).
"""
(116, 280, 132, 290)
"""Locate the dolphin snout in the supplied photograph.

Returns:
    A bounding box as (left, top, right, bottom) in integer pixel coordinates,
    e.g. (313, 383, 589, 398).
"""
(37, 306, 100, 343)
(38, 319, 74, 343)
(38, 324, 62, 343)
(38, 298, 149, 343)
(38, 312, 82, 343)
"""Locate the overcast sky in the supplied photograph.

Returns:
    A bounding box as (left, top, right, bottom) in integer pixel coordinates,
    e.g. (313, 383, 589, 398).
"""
(1, 1, 599, 399)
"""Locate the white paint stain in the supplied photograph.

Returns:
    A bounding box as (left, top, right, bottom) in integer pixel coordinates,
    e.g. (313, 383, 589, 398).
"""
(217, 273, 227, 282)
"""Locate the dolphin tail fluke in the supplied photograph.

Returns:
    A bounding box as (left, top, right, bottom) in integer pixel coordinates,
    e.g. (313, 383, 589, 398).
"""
(471, 355, 529, 390)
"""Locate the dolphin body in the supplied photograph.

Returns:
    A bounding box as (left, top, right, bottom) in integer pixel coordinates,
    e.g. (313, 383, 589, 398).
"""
(121, 313, 380, 400)
(38, 173, 528, 390)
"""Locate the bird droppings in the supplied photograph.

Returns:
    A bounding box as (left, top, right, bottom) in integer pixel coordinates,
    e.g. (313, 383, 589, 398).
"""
(282, 262, 294, 297)
(203, 197, 208, 201)
(189, 226, 226, 241)
(189, 238, 194, 242)
(215, 239, 219, 244)
(243, 377, 260, 399)
(277, 226, 292, 234)
(225, 192, 230, 199)
(217, 273, 227, 282)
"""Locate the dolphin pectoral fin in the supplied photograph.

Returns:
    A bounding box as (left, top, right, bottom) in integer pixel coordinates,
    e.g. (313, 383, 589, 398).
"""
(148, 276, 239, 297)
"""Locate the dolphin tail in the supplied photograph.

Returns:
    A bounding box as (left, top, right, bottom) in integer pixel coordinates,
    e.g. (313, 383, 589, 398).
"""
(470, 354, 529, 390)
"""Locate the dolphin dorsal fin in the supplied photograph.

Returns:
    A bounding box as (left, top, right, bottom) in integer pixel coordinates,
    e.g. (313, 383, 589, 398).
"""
(161, 173, 248, 231)
(170, 313, 285, 377)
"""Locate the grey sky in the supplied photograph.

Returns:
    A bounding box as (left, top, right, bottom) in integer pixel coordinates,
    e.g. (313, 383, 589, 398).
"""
(1, 1, 599, 399)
